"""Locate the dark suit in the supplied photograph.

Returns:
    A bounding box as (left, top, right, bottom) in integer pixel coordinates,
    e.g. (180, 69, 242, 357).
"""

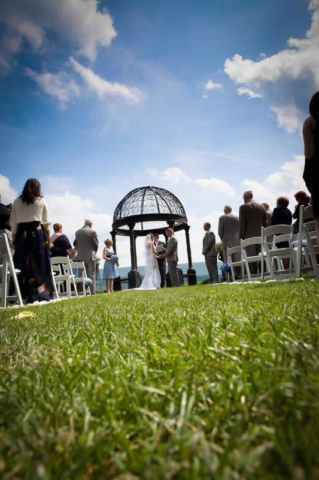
(202, 231, 218, 283)
(154, 240, 166, 288)
(239, 201, 268, 273)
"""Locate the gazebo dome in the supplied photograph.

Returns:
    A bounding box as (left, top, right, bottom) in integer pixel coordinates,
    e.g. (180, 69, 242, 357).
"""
(112, 186, 188, 235)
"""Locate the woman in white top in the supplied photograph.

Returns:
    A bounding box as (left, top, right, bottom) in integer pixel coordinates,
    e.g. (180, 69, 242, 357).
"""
(11, 178, 53, 303)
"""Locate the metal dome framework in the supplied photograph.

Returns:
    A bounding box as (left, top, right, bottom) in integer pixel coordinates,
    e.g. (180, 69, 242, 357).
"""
(112, 186, 188, 235)
(110, 186, 196, 289)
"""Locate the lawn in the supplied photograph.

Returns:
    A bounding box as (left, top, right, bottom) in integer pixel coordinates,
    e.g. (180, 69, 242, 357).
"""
(0, 281, 319, 479)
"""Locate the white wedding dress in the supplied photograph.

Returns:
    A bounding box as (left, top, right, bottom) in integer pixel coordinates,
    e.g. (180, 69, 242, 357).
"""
(139, 234, 161, 290)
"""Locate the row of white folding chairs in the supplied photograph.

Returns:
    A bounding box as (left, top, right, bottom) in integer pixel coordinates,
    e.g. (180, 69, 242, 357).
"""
(0, 233, 91, 307)
(50, 256, 91, 299)
(227, 224, 297, 282)
(227, 209, 319, 282)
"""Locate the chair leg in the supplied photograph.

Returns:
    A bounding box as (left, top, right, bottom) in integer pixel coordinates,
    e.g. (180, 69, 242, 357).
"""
(268, 255, 275, 280)
(1, 257, 8, 308)
(71, 276, 78, 297)
(66, 278, 71, 298)
(52, 274, 59, 299)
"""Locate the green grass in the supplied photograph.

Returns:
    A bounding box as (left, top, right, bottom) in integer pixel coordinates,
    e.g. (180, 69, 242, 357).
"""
(1, 281, 319, 479)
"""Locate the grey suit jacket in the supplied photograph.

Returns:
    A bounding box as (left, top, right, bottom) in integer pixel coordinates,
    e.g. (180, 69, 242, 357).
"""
(75, 226, 99, 262)
(218, 213, 239, 248)
(166, 237, 178, 262)
(265, 210, 272, 226)
(239, 201, 268, 239)
(202, 231, 216, 256)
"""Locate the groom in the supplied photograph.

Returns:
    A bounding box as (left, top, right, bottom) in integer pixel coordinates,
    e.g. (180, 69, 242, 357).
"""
(159, 228, 180, 287)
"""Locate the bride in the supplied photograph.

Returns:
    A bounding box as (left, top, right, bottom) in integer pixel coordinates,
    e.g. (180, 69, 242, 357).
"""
(139, 233, 161, 290)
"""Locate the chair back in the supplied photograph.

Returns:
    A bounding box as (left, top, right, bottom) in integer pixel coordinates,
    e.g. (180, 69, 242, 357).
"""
(273, 233, 291, 246)
(71, 261, 87, 277)
(50, 256, 72, 274)
(227, 245, 241, 258)
(241, 236, 262, 249)
(263, 224, 292, 238)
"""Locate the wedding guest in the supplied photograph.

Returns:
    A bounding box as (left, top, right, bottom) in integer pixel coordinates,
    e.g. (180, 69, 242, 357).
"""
(272, 197, 293, 228)
(154, 233, 166, 288)
(272, 196, 293, 268)
(262, 202, 272, 226)
(239, 190, 267, 273)
(10, 178, 52, 303)
(202, 222, 218, 283)
(303, 91, 319, 248)
(292, 191, 312, 233)
(75, 219, 99, 295)
(103, 239, 119, 293)
(218, 205, 239, 266)
(50, 223, 74, 258)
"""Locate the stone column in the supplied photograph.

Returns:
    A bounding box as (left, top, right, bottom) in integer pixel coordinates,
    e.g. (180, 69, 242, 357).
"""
(128, 223, 141, 289)
(185, 226, 197, 286)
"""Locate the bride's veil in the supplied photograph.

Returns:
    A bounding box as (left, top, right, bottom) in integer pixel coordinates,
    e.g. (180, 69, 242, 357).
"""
(144, 234, 154, 271)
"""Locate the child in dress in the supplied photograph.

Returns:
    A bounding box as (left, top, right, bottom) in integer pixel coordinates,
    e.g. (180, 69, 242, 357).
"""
(103, 239, 119, 293)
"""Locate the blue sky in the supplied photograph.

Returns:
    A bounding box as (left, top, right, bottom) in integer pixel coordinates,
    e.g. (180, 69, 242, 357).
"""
(0, 0, 317, 265)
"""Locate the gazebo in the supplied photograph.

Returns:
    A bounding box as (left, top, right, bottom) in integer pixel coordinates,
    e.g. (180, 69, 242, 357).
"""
(110, 186, 197, 289)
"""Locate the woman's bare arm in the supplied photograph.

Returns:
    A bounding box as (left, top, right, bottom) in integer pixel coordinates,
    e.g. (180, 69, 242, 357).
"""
(303, 116, 315, 159)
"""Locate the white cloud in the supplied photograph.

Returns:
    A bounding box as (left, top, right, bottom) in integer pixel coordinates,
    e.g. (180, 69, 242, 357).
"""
(70, 57, 145, 104)
(224, 0, 319, 87)
(0, 175, 17, 204)
(237, 87, 263, 99)
(202, 94, 209, 99)
(195, 177, 235, 196)
(147, 167, 191, 185)
(204, 79, 224, 91)
(0, 0, 117, 73)
(241, 155, 309, 206)
(270, 104, 303, 133)
(25, 67, 81, 108)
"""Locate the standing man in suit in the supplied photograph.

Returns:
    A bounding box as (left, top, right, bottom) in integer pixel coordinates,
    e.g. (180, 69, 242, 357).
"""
(202, 222, 218, 283)
(218, 205, 239, 265)
(160, 228, 179, 287)
(239, 191, 268, 273)
(153, 234, 166, 288)
(75, 219, 99, 295)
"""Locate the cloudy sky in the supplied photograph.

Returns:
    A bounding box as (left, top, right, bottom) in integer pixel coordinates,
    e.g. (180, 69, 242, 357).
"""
(0, 0, 316, 266)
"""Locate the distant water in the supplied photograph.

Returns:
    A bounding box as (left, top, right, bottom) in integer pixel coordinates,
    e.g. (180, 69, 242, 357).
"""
(97, 261, 223, 292)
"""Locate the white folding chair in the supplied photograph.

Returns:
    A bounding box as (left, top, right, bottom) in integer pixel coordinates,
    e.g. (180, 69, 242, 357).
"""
(227, 246, 245, 282)
(71, 261, 91, 297)
(262, 225, 297, 279)
(295, 205, 314, 277)
(0, 233, 23, 307)
(50, 256, 78, 299)
(303, 221, 319, 276)
(241, 236, 270, 281)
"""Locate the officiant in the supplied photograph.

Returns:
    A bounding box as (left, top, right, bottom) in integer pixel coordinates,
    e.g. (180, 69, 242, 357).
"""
(154, 234, 166, 288)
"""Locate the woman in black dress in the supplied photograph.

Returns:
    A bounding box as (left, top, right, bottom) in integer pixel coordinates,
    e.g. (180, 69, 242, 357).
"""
(272, 196, 293, 269)
(303, 91, 319, 250)
(11, 178, 52, 303)
(50, 223, 73, 258)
